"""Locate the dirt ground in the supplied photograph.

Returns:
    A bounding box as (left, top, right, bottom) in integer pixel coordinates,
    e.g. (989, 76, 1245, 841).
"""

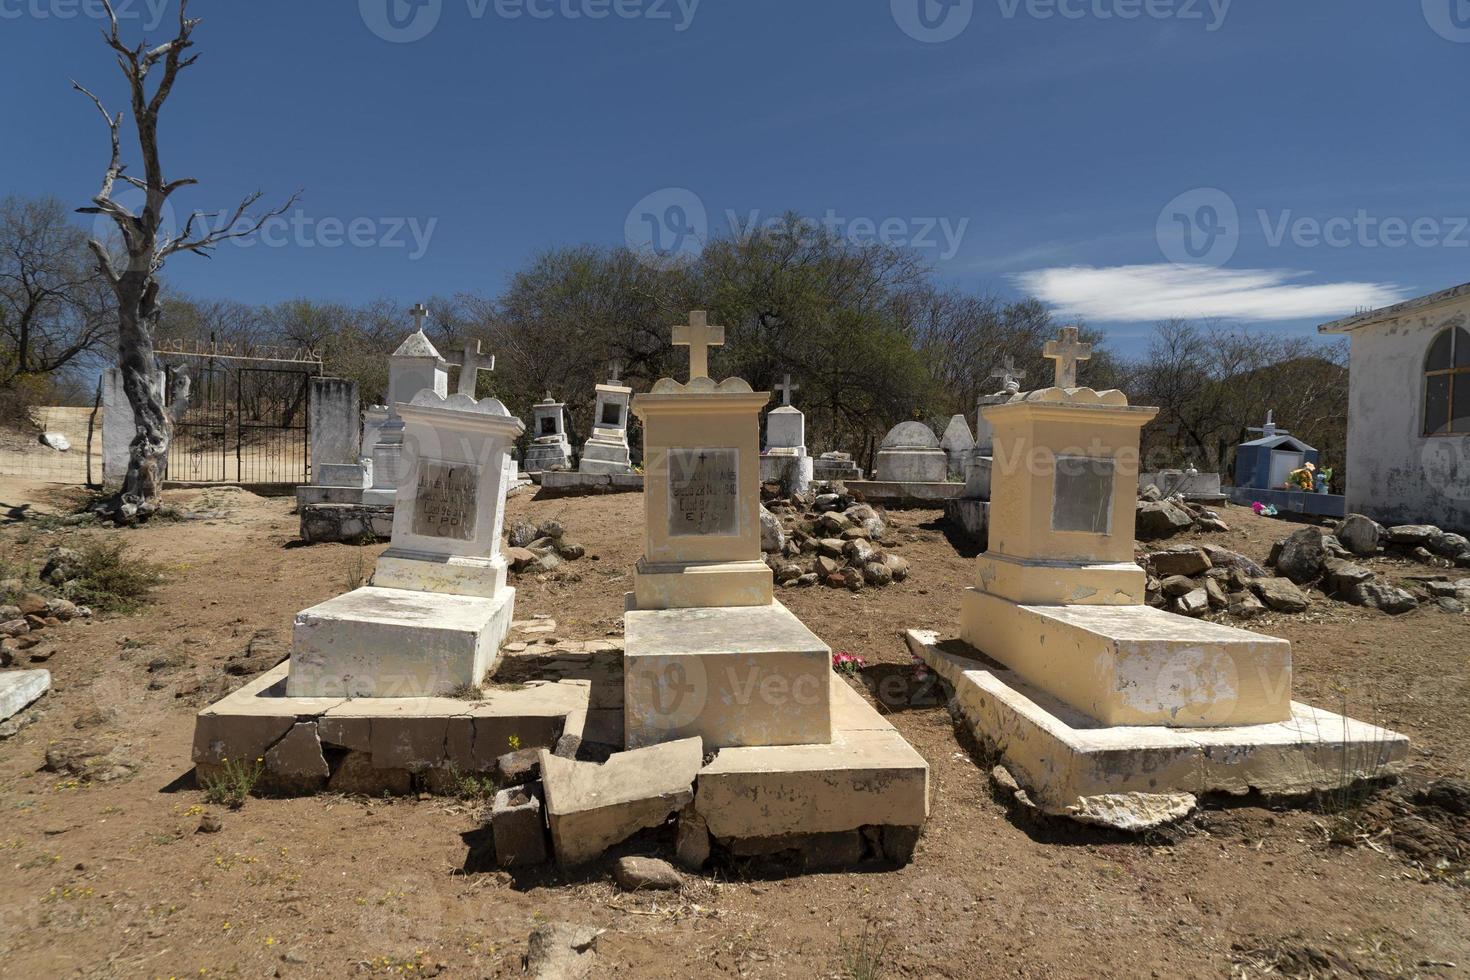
(0, 481, 1467, 979)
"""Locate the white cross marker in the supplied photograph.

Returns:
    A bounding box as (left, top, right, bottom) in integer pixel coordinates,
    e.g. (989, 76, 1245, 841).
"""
(672, 311, 724, 382)
(455, 339, 496, 397)
(409, 303, 430, 333)
(608, 359, 623, 384)
(775, 374, 799, 407)
(1043, 326, 1093, 389)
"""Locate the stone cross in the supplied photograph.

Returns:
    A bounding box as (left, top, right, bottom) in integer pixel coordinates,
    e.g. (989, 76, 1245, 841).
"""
(987, 356, 1027, 394)
(409, 303, 429, 333)
(775, 374, 799, 407)
(608, 359, 623, 384)
(1249, 410, 1287, 440)
(1043, 326, 1093, 389)
(672, 311, 724, 382)
(455, 339, 496, 397)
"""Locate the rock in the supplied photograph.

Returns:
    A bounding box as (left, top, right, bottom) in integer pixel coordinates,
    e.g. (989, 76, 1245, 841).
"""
(0, 620, 29, 639)
(554, 541, 586, 561)
(0, 669, 49, 723)
(1228, 592, 1267, 620)
(813, 493, 841, 512)
(1388, 525, 1442, 548)
(676, 805, 711, 870)
(1321, 535, 1349, 559)
(881, 554, 911, 582)
(1197, 518, 1230, 533)
(537, 520, 566, 540)
(1344, 581, 1419, 615)
(1412, 546, 1437, 564)
(614, 856, 682, 891)
(817, 538, 845, 559)
(1322, 557, 1375, 594)
(1417, 778, 1470, 817)
(1335, 515, 1380, 557)
(1203, 578, 1228, 610)
(506, 547, 538, 573)
(1432, 532, 1470, 559)
(1173, 589, 1209, 618)
(759, 507, 786, 554)
(497, 747, 542, 785)
(861, 517, 887, 540)
(1063, 793, 1197, 832)
(507, 521, 539, 549)
(540, 738, 701, 867)
(1438, 597, 1466, 614)
(525, 922, 601, 980)
(196, 812, 224, 834)
(1252, 577, 1311, 613)
(839, 526, 869, 541)
(817, 512, 852, 535)
(774, 563, 803, 586)
(39, 432, 70, 452)
(880, 826, 922, 864)
(40, 547, 84, 586)
(16, 594, 48, 617)
(43, 737, 136, 783)
(493, 784, 549, 868)
(1274, 528, 1327, 585)
(795, 572, 819, 587)
(1150, 547, 1211, 577)
(862, 562, 893, 587)
(1140, 484, 1162, 502)
(842, 539, 877, 566)
(1160, 575, 1196, 598)
(1136, 500, 1194, 539)
(845, 503, 878, 523)
(814, 555, 842, 578)
(533, 553, 564, 574)
(44, 598, 77, 622)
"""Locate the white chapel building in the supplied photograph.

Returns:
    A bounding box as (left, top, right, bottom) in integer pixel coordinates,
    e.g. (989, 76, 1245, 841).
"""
(1319, 280, 1470, 533)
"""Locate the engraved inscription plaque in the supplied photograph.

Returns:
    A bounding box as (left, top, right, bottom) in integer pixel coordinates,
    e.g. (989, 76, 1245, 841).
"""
(667, 448, 739, 537)
(412, 460, 478, 540)
(1051, 454, 1115, 535)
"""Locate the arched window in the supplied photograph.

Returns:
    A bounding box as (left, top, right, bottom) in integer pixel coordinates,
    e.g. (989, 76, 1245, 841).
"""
(1425, 325, 1470, 436)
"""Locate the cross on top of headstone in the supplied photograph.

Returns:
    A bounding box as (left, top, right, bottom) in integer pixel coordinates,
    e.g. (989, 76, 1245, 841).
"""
(1043, 326, 1093, 389)
(987, 355, 1027, 394)
(607, 359, 623, 384)
(453, 339, 496, 397)
(409, 303, 430, 333)
(1249, 410, 1287, 440)
(672, 311, 724, 382)
(775, 374, 799, 407)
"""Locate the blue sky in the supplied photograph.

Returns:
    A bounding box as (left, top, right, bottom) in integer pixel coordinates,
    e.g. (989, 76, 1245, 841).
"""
(2, 0, 1467, 354)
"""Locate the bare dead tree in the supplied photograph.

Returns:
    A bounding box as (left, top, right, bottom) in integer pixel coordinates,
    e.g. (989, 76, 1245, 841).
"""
(74, 0, 298, 521)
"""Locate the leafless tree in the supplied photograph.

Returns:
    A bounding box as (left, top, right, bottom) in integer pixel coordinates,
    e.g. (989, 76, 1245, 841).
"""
(74, 0, 297, 521)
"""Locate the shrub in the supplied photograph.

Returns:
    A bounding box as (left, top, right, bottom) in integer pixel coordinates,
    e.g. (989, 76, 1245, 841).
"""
(200, 757, 264, 809)
(66, 538, 164, 613)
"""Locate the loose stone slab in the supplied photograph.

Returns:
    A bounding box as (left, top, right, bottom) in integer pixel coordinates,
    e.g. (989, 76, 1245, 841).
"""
(906, 629, 1408, 809)
(841, 480, 965, 507)
(694, 676, 929, 843)
(287, 585, 516, 698)
(540, 736, 702, 867)
(193, 661, 589, 792)
(624, 601, 832, 750)
(0, 669, 50, 722)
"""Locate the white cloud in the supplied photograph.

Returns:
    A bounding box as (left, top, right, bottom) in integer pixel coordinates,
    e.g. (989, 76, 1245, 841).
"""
(1013, 264, 1406, 323)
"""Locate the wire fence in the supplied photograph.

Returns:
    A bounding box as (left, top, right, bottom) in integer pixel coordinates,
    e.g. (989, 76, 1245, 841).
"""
(0, 406, 95, 485)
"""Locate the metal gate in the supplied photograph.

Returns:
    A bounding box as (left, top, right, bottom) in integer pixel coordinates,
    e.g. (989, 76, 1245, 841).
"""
(163, 364, 313, 485)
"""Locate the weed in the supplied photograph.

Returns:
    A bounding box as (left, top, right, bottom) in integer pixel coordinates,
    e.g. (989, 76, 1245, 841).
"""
(200, 757, 264, 809)
(446, 682, 486, 701)
(343, 542, 373, 591)
(840, 921, 892, 980)
(448, 765, 496, 803)
(65, 538, 164, 613)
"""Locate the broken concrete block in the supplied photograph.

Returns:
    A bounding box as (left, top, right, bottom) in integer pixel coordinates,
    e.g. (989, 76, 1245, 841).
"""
(1062, 792, 1197, 832)
(0, 669, 49, 723)
(540, 737, 701, 867)
(497, 747, 542, 785)
(262, 722, 329, 794)
(493, 784, 549, 868)
(675, 805, 711, 871)
(326, 750, 412, 797)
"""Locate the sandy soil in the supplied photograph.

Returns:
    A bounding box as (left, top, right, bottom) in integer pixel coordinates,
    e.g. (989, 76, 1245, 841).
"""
(0, 483, 1466, 979)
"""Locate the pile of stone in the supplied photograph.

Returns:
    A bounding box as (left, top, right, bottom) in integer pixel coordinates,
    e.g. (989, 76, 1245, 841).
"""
(758, 483, 911, 591)
(1141, 543, 1305, 620)
(1332, 514, 1470, 570)
(1136, 485, 1230, 541)
(0, 571, 93, 669)
(504, 520, 589, 576)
